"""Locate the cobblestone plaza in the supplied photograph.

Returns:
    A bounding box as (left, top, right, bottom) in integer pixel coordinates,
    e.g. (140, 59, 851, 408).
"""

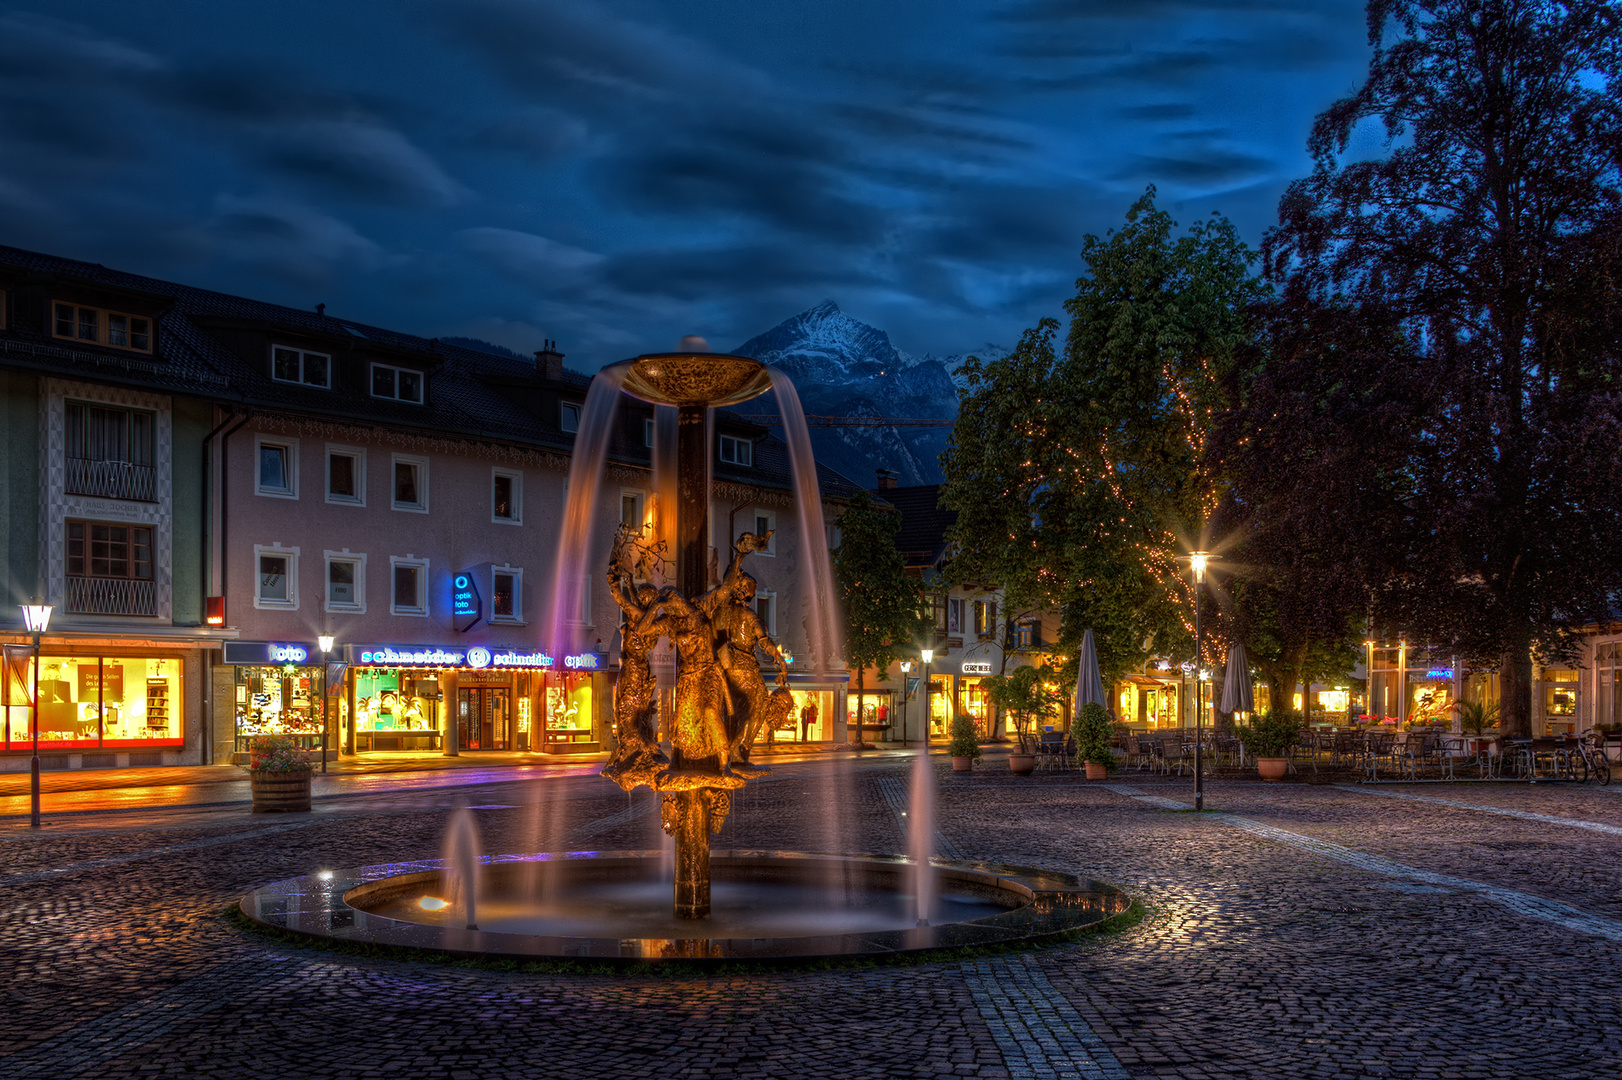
(2, 754, 1619, 1079)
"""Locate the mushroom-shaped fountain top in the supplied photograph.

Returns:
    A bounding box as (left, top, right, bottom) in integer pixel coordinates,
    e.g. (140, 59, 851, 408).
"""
(621, 350, 773, 409)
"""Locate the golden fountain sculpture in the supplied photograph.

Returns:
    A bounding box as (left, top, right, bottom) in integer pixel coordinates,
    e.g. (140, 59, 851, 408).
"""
(602, 351, 795, 919)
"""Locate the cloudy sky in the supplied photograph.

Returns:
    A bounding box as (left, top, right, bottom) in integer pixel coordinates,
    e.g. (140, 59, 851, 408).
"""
(0, 0, 1372, 366)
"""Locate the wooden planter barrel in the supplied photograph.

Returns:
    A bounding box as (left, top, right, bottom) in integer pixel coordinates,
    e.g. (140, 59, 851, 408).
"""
(251, 770, 312, 812)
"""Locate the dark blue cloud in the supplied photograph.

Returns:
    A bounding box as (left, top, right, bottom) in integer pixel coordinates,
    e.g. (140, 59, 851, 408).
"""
(0, 0, 1370, 364)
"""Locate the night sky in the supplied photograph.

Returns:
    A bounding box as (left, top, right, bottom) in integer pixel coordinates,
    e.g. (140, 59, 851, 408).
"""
(0, 0, 1372, 367)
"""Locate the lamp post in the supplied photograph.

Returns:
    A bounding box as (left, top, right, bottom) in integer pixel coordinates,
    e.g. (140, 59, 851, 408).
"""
(900, 660, 913, 747)
(317, 634, 335, 775)
(921, 648, 934, 749)
(1187, 552, 1215, 811)
(21, 601, 53, 829)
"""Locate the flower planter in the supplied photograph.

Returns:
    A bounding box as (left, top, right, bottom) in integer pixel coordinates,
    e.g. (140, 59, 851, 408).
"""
(1256, 757, 1290, 781)
(1008, 753, 1036, 775)
(1084, 762, 1107, 780)
(251, 770, 312, 812)
(951, 755, 974, 772)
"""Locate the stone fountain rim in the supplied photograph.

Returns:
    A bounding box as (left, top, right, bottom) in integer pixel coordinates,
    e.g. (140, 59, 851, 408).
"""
(238, 849, 1132, 966)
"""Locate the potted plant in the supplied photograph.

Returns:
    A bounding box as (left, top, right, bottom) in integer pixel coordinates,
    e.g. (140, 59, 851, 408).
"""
(248, 735, 313, 812)
(1235, 711, 1305, 780)
(1072, 701, 1115, 779)
(948, 712, 982, 772)
(985, 664, 1060, 775)
(1450, 699, 1501, 754)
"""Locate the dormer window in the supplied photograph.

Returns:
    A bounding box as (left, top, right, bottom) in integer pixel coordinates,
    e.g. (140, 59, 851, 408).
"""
(53, 303, 152, 353)
(719, 434, 752, 467)
(272, 346, 331, 389)
(560, 402, 581, 433)
(371, 362, 423, 404)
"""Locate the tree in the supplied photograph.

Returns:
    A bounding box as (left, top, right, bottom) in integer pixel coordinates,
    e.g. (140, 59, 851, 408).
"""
(1265, 0, 1622, 736)
(832, 490, 933, 732)
(944, 188, 1266, 687)
(984, 663, 1063, 752)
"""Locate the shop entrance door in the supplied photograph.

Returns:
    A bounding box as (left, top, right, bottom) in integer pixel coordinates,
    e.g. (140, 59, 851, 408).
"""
(457, 688, 511, 750)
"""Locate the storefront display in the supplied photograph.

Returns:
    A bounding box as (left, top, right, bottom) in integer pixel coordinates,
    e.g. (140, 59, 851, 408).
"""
(927, 674, 948, 737)
(4, 654, 182, 751)
(359, 668, 441, 751)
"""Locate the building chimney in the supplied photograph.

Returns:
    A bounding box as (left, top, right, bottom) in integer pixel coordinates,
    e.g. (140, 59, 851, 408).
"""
(315, 303, 326, 317)
(876, 468, 899, 490)
(535, 339, 565, 381)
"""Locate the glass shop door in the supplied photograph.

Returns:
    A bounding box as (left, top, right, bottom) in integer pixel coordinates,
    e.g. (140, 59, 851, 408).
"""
(457, 688, 512, 750)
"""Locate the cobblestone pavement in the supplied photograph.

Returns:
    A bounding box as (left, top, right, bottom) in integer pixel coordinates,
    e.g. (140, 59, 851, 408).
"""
(2, 757, 1620, 1078)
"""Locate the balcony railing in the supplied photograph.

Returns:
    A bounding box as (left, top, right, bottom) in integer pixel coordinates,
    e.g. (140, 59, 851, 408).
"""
(65, 457, 157, 502)
(66, 576, 157, 616)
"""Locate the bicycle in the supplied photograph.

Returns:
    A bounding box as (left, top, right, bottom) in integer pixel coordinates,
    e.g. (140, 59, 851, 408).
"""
(1557, 732, 1609, 781)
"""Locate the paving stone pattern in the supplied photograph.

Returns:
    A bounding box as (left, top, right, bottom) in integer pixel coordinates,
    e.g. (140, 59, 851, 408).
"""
(2, 759, 1621, 1077)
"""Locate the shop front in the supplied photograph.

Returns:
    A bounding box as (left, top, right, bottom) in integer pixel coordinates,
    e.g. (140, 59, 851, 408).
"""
(958, 662, 991, 736)
(4, 650, 186, 756)
(775, 680, 839, 745)
(224, 641, 335, 761)
(349, 643, 607, 755)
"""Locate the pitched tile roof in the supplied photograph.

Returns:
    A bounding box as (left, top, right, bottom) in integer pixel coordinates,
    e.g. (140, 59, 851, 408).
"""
(0, 244, 862, 501)
(873, 483, 956, 568)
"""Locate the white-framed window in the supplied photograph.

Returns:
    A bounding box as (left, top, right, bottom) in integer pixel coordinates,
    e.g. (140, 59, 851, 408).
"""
(53, 302, 153, 353)
(492, 467, 522, 525)
(620, 488, 646, 534)
(560, 401, 581, 433)
(389, 554, 429, 616)
(370, 362, 424, 404)
(325, 444, 365, 505)
(826, 523, 842, 551)
(323, 549, 366, 613)
(255, 434, 298, 499)
(391, 454, 428, 513)
(644, 417, 655, 447)
(755, 589, 776, 636)
(271, 346, 332, 389)
(719, 434, 752, 466)
(947, 597, 963, 635)
(751, 509, 776, 555)
(253, 543, 299, 610)
(491, 565, 523, 624)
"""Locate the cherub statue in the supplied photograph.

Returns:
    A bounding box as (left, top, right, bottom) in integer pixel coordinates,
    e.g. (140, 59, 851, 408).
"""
(698, 532, 792, 765)
(601, 527, 670, 791)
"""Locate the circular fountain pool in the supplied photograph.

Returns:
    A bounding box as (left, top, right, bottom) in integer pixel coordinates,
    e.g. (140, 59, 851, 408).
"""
(241, 851, 1131, 964)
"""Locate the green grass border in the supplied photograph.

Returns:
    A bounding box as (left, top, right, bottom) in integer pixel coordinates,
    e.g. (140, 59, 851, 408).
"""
(224, 896, 1144, 978)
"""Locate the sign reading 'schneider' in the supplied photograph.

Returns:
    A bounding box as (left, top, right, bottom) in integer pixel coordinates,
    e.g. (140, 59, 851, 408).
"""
(354, 644, 599, 670)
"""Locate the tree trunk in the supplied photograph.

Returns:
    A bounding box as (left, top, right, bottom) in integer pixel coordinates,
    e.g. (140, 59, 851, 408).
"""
(1499, 628, 1534, 739)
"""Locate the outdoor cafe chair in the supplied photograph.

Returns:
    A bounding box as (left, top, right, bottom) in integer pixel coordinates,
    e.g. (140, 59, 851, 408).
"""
(1035, 731, 1066, 772)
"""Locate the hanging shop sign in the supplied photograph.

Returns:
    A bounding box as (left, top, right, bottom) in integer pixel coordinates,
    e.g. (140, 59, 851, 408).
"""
(352, 644, 602, 670)
(1424, 668, 1455, 680)
(452, 571, 482, 632)
(961, 661, 993, 675)
(224, 641, 320, 666)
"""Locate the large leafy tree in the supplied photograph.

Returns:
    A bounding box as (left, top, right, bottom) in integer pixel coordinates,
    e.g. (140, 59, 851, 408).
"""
(1265, 0, 1622, 736)
(833, 491, 933, 728)
(944, 189, 1266, 686)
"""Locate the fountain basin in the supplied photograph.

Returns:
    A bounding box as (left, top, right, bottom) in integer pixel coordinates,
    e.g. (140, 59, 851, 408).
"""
(621, 352, 774, 408)
(240, 851, 1130, 964)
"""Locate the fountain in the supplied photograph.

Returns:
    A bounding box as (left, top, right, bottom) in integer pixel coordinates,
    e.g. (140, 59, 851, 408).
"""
(239, 347, 1129, 963)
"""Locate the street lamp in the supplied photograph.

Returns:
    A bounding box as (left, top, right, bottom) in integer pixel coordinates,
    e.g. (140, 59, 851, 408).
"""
(317, 634, 335, 775)
(899, 660, 913, 747)
(1184, 552, 1216, 811)
(20, 601, 52, 828)
(920, 647, 934, 749)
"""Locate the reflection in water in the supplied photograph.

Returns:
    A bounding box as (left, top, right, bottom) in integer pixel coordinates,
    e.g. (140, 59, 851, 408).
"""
(371, 879, 1010, 941)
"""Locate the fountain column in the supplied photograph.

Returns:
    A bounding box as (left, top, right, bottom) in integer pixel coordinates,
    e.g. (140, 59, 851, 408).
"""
(672, 402, 711, 919)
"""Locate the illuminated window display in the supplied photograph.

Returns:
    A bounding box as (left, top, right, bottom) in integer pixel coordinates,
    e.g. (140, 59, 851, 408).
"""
(235, 665, 327, 752)
(355, 669, 441, 751)
(541, 672, 593, 749)
(4, 654, 182, 750)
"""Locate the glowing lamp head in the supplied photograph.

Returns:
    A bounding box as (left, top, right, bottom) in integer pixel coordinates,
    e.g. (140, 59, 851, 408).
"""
(921, 648, 934, 665)
(20, 603, 51, 634)
(900, 661, 912, 673)
(318, 635, 335, 654)
(1189, 551, 1210, 584)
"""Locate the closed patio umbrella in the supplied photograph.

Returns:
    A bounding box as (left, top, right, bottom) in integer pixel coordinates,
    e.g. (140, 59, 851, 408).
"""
(1219, 642, 1254, 715)
(1073, 628, 1107, 716)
